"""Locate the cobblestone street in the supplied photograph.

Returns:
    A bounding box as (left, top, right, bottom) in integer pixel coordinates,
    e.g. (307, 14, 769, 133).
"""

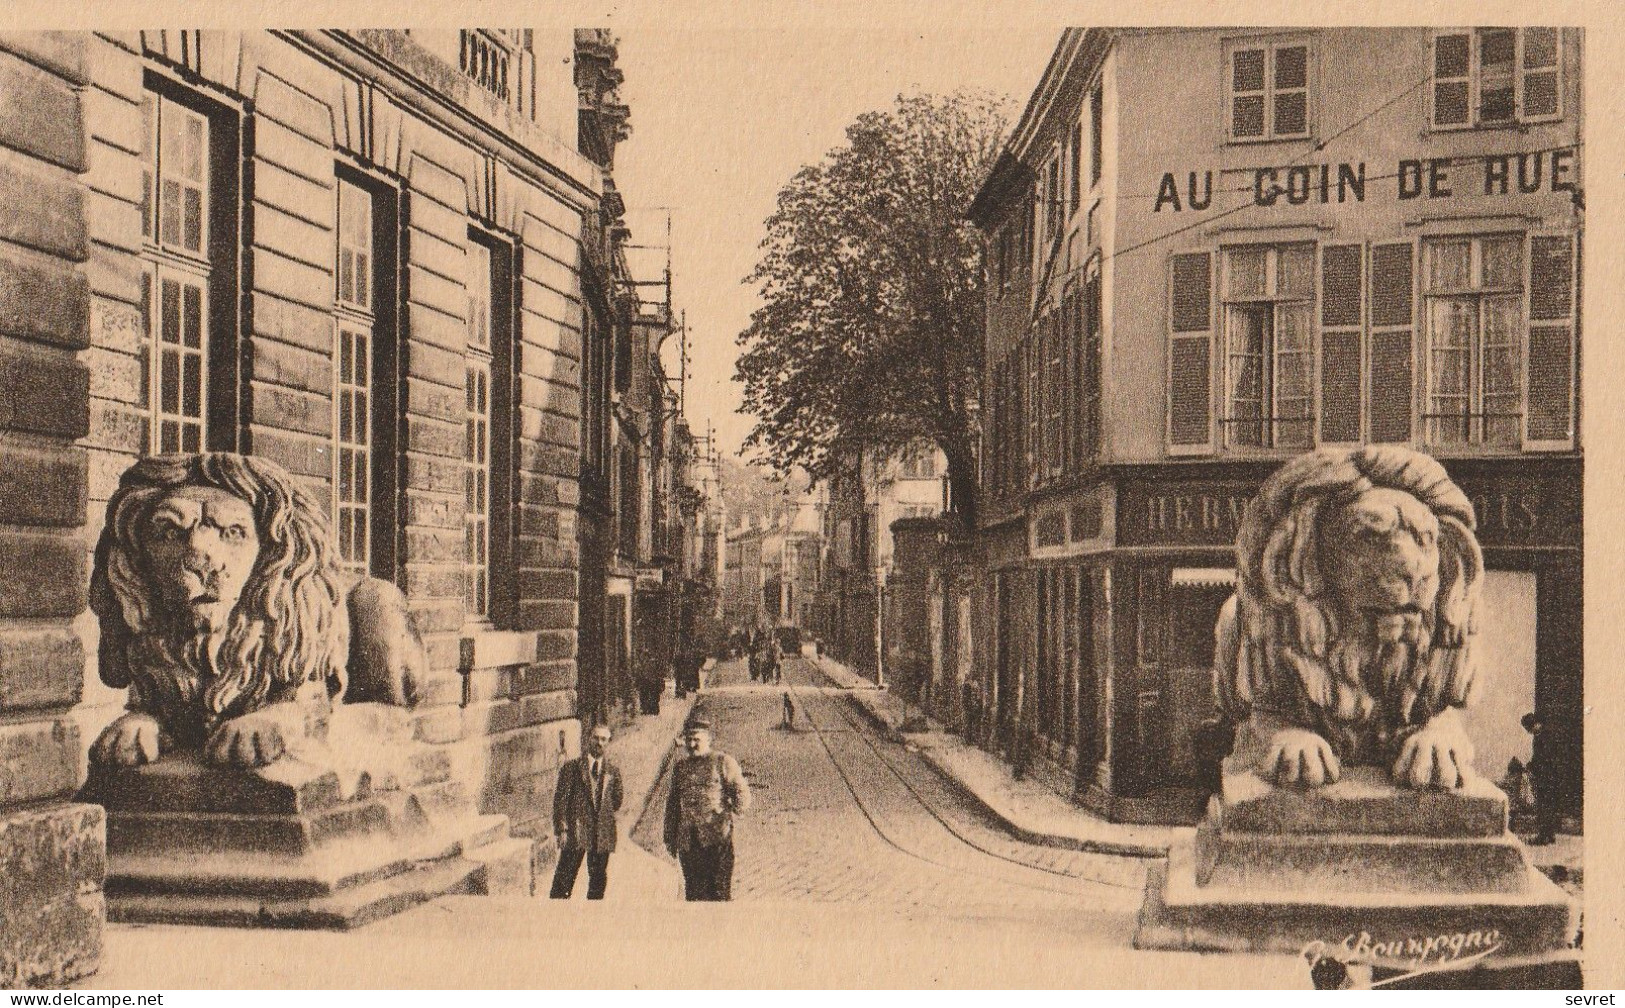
(633, 657, 1148, 917)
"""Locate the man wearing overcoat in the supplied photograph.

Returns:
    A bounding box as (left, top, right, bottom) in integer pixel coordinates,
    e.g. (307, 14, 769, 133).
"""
(549, 723, 624, 899)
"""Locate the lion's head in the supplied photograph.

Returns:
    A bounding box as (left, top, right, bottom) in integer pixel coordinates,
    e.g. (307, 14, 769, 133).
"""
(1217, 446, 1484, 765)
(90, 453, 349, 750)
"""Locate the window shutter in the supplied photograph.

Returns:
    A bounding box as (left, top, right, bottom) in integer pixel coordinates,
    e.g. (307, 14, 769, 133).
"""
(1169, 252, 1214, 451)
(1526, 234, 1576, 447)
(1432, 32, 1471, 128)
(1320, 332, 1362, 443)
(1519, 28, 1561, 121)
(1319, 244, 1363, 443)
(1369, 242, 1415, 443)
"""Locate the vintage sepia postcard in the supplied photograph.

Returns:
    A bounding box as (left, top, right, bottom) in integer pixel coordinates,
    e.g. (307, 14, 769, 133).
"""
(0, 0, 1620, 993)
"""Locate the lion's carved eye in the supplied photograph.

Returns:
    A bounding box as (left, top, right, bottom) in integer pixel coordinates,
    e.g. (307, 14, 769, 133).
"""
(221, 526, 248, 542)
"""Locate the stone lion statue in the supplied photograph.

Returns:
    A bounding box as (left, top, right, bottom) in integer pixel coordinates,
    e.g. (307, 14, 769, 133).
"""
(89, 452, 424, 769)
(1216, 446, 1484, 790)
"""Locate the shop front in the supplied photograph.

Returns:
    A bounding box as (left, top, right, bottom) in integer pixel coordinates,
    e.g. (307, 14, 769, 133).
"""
(1096, 457, 1582, 825)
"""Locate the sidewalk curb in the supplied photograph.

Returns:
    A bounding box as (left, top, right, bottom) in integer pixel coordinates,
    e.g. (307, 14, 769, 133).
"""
(812, 658, 1168, 860)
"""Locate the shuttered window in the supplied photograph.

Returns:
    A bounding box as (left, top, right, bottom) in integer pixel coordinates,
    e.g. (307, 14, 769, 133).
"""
(1227, 39, 1312, 142)
(1369, 242, 1415, 443)
(1319, 244, 1364, 443)
(1168, 252, 1214, 451)
(1423, 235, 1524, 448)
(1526, 234, 1577, 447)
(1089, 83, 1103, 188)
(1432, 28, 1563, 129)
(1220, 244, 1314, 450)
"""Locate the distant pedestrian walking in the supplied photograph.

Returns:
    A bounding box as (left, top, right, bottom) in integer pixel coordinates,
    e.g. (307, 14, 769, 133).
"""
(781, 691, 797, 730)
(763, 634, 783, 684)
(664, 718, 751, 901)
(549, 723, 624, 900)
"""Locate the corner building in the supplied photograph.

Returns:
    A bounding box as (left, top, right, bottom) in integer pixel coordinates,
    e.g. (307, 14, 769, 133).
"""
(968, 28, 1581, 825)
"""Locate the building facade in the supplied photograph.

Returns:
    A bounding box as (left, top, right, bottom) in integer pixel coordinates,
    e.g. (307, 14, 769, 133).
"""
(817, 440, 950, 681)
(965, 27, 1582, 824)
(0, 28, 681, 982)
(721, 484, 826, 634)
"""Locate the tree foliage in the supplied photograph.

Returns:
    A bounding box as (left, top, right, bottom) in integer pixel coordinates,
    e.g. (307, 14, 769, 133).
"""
(735, 91, 1012, 515)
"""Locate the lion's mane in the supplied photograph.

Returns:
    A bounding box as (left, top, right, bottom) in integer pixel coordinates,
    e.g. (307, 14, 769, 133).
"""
(90, 453, 349, 748)
(1217, 446, 1484, 763)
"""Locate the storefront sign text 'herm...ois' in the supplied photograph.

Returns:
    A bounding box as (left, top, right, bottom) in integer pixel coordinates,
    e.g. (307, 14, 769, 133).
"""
(1149, 148, 1578, 213)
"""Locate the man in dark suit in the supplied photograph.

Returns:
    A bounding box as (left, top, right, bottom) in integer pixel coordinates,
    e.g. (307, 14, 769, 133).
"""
(548, 723, 624, 900)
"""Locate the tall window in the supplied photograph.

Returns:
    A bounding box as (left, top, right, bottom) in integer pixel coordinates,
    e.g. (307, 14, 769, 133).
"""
(1221, 244, 1314, 449)
(1089, 81, 1103, 188)
(1432, 28, 1562, 129)
(140, 90, 211, 455)
(1068, 120, 1083, 217)
(464, 240, 494, 617)
(1227, 38, 1311, 141)
(1424, 236, 1524, 448)
(334, 179, 375, 575)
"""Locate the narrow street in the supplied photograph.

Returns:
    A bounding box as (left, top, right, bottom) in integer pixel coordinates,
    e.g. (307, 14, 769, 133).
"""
(634, 656, 1147, 913)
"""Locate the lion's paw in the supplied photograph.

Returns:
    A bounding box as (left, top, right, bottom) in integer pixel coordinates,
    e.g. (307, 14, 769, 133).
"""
(1392, 724, 1472, 790)
(206, 707, 295, 767)
(91, 712, 163, 766)
(1262, 727, 1342, 787)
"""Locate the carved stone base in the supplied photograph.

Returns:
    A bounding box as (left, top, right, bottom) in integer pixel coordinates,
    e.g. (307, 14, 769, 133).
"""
(1136, 765, 1580, 979)
(81, 704, 533, 929)
(0, 803, 105, 987)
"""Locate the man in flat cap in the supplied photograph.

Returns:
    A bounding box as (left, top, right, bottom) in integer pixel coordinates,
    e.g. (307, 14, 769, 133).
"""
(663, 717, 752, 901)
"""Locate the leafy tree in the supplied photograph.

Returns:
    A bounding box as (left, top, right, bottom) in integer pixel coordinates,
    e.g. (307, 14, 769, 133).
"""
(736, 90, 1011, 521)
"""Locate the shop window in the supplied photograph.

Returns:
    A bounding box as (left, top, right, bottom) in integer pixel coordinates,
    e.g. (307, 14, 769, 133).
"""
(1221, 244, 1314, 450)
(1432, 28, 1562, 130)
(138, 84, 238, 455)
(1226, 38, 1312, 142)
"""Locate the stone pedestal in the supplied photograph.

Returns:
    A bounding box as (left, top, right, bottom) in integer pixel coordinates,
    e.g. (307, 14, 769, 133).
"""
(1136, 762, 1580, 982)
(80, 704, 533, 929)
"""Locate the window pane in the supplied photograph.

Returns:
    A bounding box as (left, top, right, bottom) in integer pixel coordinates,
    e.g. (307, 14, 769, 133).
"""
(1233, 49, 1265, 91)
(1524, 27, 1558, 68)
(183, 115, 204, 183)
(1274, 45, 1307, 89)
(180, 421, 199, 453)
(182, 352, 200, 417)
(356, 252, 370, 308)
(160, 179, 181, 246)
(1428, 241, 1472, 291)
(1523, 72, 1558, 118)
(182, 283, 201, 348)
(1232, 95, 1265, 137)
(1480, 28, 1516, 71)
(183, 186, 202, 253)
(1435, 34, 1470, 77)
(1227, 248, 1267, 300)
(1320, 330, 1362, 442)
(339, 250, 353, 305)
(1434, 81, 1470, 126)
(1480, 83, 1515, 123)
(1480, 236, 1523, 289)
(161, 420, 179, 454)
(1278, 245, 1314, 298)
(1273, 92, 1307, 135)
(161, 350, 180, 413)
(161, 278, 181, 344)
